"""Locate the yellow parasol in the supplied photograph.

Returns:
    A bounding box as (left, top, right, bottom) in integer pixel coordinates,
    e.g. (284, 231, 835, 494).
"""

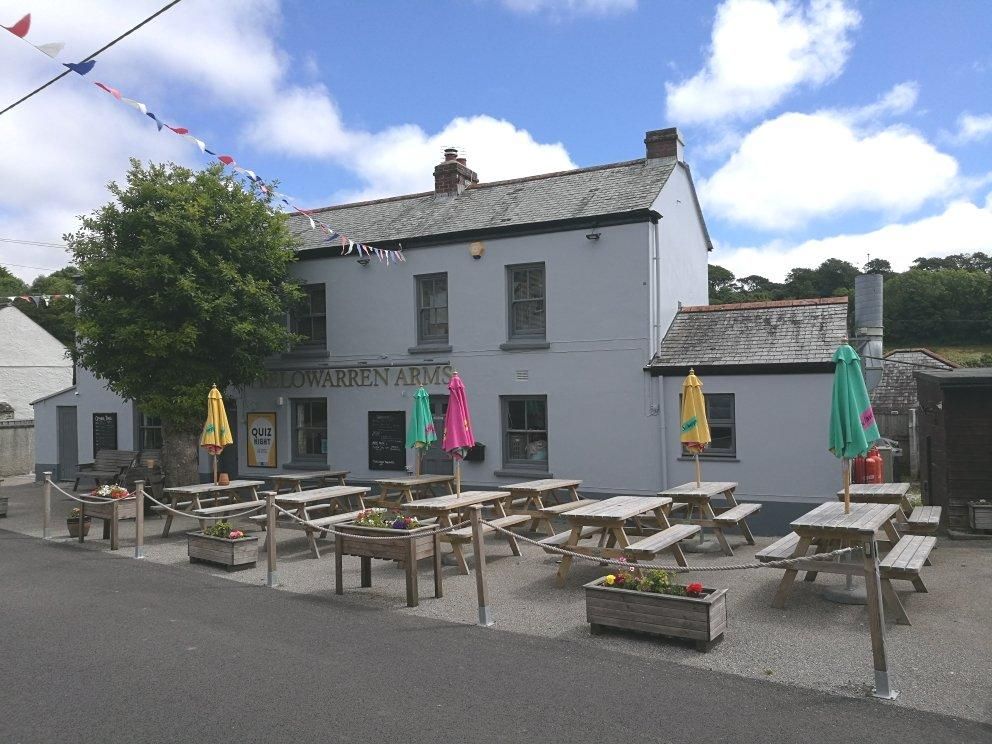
(680, 369, 711, 487)
(200, 384, 234, 484)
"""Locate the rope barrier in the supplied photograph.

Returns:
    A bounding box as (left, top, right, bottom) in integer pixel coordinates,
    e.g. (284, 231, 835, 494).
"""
(481, 520, 861, 573)
(51, 481, 135, 504)
(272, 504, 470, 541)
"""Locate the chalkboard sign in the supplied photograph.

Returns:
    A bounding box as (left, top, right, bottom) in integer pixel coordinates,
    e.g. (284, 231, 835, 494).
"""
(368, 411, 406, 471)
(92, 413, 118, 458)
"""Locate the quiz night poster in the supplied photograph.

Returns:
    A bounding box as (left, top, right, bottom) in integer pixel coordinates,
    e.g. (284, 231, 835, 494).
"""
(247, 412, 277, 467)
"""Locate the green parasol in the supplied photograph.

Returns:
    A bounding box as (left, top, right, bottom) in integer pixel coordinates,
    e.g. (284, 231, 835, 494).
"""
(406, 386, 436, 475)
(829, 343, 880, 513)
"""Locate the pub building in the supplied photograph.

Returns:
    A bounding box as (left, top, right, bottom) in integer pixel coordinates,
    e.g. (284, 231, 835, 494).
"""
(32, 128, 851, 529)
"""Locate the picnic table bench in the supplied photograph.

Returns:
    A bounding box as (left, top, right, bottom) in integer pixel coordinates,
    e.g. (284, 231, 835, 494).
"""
(757, 502, 934, 625)
(370, 475, 455, 508)
(268, 470, 349, 493)
(539, 496, 699, 586)
(834, 483, 942, 534)
(658, 481, 759, 556)
(249, 485, 371, 559)
(73, 449, 138, 491)
(402, 491, 517, 574)
(159, 480, 265, 537)
(504, 478, 594, 533)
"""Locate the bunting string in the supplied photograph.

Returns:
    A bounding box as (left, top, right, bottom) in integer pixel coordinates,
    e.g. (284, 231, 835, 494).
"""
(4, 294, 73, 306)
(2, 11, 405, 265)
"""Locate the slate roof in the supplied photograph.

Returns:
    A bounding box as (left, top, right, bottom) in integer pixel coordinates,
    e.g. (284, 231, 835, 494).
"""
(649, 297, 849, 371)
(289, 157, 678, 251)
(873, 349, 956, 413)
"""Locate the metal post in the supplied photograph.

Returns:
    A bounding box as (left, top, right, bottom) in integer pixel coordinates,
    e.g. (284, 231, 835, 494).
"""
(265, 491, 278, 587)
(864, 537, 898, 699)
(42, 471, 52, 539)
(470, 505, 493, 627)
(134, 480, 145, 559)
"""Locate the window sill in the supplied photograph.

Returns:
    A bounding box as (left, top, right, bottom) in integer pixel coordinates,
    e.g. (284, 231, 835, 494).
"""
(494, 468, 553, 479)
(677, 456, 740, 463)
(407, 344, 452, 355)
(281, 348, 329, 361)
(282, 461, 329, 470)
(499, 340, 550, 351)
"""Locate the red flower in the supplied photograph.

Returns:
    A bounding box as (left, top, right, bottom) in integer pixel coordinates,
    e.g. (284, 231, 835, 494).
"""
(686, 582, 704, 597)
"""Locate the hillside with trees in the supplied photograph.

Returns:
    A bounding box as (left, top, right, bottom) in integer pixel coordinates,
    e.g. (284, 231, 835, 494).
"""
(709, 253, 992, 366)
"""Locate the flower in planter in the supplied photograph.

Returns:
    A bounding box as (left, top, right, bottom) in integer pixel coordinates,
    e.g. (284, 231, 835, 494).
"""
(91, 485, 130, 500)
(69, 508, 88, 519)
(229, 530, 245, 540)
(601, 567, 707, 598)
(604, 574, 616, 586)
(355, 509, 420, 529)
(686, 582, 704, 598)
(203, 520, 243, 539)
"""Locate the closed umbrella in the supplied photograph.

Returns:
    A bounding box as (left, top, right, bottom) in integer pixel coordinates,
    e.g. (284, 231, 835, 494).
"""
(680, 369, 711, 487)
(406, 386, 436, 476)
(442, 372, 475, 496)
(200, 384, 234, 485)
(829, 343, 880, 513)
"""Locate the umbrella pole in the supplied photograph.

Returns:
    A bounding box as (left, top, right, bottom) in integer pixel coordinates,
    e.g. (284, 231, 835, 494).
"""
(843, 458, 851, 514)
(694, 453, 701, 487)
(455, 460, 461, 497)
(414, 448, 421, 477)
(213, 454, 218, 486)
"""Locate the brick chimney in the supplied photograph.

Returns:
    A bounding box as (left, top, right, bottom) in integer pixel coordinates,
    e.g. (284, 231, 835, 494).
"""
(644, 127, 683, 161)
(434, 147, 479, 195)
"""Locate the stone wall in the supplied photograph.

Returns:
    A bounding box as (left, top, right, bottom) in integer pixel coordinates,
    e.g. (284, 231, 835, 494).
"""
(0, 419, 34, 476)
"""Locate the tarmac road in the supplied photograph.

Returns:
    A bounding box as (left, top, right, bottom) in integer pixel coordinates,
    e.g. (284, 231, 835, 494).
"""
(1, 529, 988, 744)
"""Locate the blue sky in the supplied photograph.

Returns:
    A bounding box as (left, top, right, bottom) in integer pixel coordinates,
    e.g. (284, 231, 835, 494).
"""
(1, 0, 991, 282)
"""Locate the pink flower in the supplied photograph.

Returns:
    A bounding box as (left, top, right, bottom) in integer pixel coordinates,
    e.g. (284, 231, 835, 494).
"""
(229, 530, 244, 539)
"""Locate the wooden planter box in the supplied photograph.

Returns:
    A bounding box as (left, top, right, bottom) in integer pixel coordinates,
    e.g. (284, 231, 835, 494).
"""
(334, 523, 441, 607)
(83, 498, 137, 522)
(0, 495, 7, 517)
(187, 532, 259, 570)
(969, 502, 992, 532)
(584, 578, 728, 650)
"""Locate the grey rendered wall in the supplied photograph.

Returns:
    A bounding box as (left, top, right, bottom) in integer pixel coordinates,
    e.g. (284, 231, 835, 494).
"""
(0, 420, 34, 476)
(237, 222, 686, 495)
(662, 372, 840, 504)
(0, 306, 73, 419)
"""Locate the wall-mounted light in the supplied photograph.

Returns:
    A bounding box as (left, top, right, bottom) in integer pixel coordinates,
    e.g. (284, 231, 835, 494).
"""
(585, 230, 601, 241)
(357, 258, 371, 267)
(469, 241, 486, 260)
(276, 396, 284, 406)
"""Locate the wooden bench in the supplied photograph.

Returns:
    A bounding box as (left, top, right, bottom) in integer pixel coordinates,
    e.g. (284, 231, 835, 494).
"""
(878, 535, 936, 625)
(755, 532, 801, 562)
(538, 525, 603, 552)
(193, 500, 266, 527)
(446, 514, 531, 544)
(73, 450, 138, 491)
(623, 524, 700, 560)
(713, 502, 762, 528)
(905, 506, 941, 534)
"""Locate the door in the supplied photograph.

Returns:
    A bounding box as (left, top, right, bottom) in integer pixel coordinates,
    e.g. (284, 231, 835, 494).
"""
(217, 400, 239, 479)
(420, 396, 453, 476)
(56, 406, 78, 482)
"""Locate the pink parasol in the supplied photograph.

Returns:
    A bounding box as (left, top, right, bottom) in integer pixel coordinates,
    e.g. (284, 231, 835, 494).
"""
(442, 372, 475, 495)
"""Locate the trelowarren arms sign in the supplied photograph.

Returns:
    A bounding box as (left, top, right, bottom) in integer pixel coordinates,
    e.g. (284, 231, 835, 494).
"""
(259, 364, 454, 390)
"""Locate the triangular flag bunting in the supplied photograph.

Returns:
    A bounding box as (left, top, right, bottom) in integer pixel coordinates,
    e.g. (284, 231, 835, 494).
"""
(121, 97, 147, 115)
(217, 155, 235, 165)
(63, 60, 96, 75)
(146, 111, 164, 130)
(95, 82, 122, 100)
(35, 41, 65, 57)
(3, 14, 30, 38)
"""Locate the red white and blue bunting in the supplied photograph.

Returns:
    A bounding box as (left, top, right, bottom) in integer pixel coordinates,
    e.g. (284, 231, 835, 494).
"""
(5, 293, 73, 306)
(3, 13, 406, 265)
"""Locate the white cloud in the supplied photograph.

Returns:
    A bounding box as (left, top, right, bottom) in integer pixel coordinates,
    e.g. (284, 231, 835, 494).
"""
(716, 192, 992, 281)
(843, 81, 919, 123)
(946, 113, 992, 145)
(666, 0, 860, 124)
(0, 1, 576, 281)
(700, 109, 959, 230)
(500, 0, 636, 16)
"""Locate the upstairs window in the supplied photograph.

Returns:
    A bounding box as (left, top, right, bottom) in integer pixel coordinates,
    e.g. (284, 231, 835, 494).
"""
(290, 284, 327, 349)
(416, 273, 449, 346)
(507, 263, 546, 340)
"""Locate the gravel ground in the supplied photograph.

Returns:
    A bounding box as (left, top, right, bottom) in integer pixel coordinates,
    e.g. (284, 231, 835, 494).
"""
(3, 476, 990, 724)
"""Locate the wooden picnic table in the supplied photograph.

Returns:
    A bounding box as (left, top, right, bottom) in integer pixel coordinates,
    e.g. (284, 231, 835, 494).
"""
(372, 475, 455, 507)
(504, 478, 585, 533)
(553, 495, 681, 587)
(160, 480, 265, 537)
(268, 470, 349, 492)
(835, 483, 913, 516)
(272, 485, 370, 559)
(401, 490, 514, 575)
(658, 481, 759, 556)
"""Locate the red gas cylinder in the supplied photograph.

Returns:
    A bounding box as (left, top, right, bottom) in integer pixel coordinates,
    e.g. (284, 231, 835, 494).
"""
(865, 447, 884, 484)
(852, 455, 867, 484)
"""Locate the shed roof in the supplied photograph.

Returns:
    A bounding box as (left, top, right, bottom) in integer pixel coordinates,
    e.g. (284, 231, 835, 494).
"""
(290, 157, 679, 251)
(914, 367, 992, 388)
(649, 297, 849, 374)
(872, 349, 956, 413)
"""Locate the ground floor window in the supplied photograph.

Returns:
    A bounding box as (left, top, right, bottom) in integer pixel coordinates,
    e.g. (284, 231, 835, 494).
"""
(292, 398, 327, 461)
(502, 396, 548, 469)
(137, 411, 163, 451)
(682, 393, 736, 457)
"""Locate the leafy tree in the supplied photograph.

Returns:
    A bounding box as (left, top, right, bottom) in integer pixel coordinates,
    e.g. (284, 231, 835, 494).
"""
(0, 265, 28, 297)
(67, 160, 302, 486)
(708, 264, 737, 303)
(885, 269, 992, 344)
(16, 267, 79, 348)
(912, 252, 992, 273)
(862, 258, 894, 279)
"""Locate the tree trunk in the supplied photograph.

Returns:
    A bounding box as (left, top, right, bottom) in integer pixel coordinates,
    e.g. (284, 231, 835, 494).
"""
(162, 419, 200, 487)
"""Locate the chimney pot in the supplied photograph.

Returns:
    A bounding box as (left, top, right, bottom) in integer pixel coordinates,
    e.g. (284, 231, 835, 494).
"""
(645, 127, 684, 161)
(434, 150, 479, 196)
(443, 147, 458, 162)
